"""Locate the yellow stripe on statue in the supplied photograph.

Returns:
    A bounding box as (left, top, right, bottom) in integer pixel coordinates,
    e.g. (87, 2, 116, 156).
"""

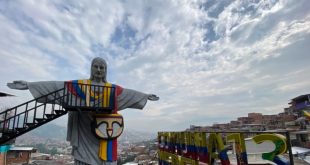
(106, 83, 112, 108)
(75, 80, 114, 108)
(99, 140, 108, 160)
(88, 79, 102, 100)
(103, 83, 112, 107)
(103, 85, 107, 107)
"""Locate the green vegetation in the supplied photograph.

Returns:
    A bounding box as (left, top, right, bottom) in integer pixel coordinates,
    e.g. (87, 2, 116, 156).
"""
(20, 143, 59, 155)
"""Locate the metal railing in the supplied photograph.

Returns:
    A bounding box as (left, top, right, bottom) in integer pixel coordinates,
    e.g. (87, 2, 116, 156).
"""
(0, 82, 116, 144)
(63, 82, 115, 112)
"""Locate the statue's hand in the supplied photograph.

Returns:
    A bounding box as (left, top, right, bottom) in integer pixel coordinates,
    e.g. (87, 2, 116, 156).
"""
(148, 94, 159, 101)
(7, 80, 28, 90)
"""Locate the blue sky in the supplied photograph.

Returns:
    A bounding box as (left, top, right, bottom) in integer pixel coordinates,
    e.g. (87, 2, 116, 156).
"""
(0, 0, 309, 132)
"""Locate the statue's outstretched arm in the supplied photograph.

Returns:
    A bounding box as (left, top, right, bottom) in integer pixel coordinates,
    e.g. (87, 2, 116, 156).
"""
(148, 94, 159, 101)
(7, 80, 28, 90)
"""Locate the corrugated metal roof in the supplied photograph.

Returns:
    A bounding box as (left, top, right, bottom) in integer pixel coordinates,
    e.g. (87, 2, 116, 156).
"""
(292, 94, 310, 101)
(292, 146, 310, 155)
(291, 130, 310, 134)
(10, 147, 34, 151)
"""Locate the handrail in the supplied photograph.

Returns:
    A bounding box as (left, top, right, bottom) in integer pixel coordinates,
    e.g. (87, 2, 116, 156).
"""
(0, 89, 65, 124)
(0, 88, 64, 116)
(0, 82, 116, 143)
(0, 82, 116, 144)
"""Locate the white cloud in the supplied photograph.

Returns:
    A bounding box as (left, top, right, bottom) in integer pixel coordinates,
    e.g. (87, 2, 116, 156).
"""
(0, 0, 309, 132)
(276, 81, 310, 92)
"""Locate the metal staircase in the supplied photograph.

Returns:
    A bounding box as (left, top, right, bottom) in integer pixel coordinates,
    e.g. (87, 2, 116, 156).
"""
(0, 82, 115, 144)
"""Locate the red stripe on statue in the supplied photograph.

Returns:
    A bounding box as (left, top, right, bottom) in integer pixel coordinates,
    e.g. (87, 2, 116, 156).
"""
(66, 81, 78, 96)
(113, 85, 123, 113)
(112, 139, 117, 161)
(116, 85, 123, 96)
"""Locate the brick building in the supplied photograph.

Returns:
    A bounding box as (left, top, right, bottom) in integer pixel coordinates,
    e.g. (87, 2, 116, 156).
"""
(0, 145, 11, 165)
(237, 117, 253, 125)
(289, 94, 310, 117)
(6, 147, 36, 165)
(248, 113, 263, 124)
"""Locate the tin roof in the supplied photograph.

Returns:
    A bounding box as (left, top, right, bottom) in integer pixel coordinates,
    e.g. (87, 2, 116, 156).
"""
(10, 147, 34, 151)
(290, 94, 310, 102)
(292, 146, 310, 155)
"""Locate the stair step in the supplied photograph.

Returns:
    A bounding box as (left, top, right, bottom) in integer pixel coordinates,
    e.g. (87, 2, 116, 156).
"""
(2, 129, 16, 134)
(15, 127, 27, 132)
(54, 110, 65, 115)
(0, 128, 9, 133)
(25, 123, 36, 127)
(0, 135, 10, 140)
(2, 130, 17, 139)
(0, 87, 72, 144)
(35, 118, 46, 123)
(45, 114, 56, 119)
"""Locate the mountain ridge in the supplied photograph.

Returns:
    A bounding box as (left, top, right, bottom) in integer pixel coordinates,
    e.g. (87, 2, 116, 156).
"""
(16, 123, 156, 145)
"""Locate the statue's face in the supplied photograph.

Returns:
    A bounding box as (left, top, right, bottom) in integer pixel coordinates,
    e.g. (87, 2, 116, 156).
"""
(91, 60, 106, 81)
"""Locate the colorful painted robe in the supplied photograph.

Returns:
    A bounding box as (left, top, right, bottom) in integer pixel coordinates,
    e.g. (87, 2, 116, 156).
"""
(66, 80, 122, 161)
(27, 80, 149, 165)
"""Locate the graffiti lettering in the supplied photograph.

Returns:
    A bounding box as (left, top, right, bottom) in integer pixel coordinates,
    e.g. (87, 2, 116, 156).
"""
(158, 132, 289, 165)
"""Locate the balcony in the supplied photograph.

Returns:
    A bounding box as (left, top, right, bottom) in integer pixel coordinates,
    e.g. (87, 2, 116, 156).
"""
(294, 101, 310, 110)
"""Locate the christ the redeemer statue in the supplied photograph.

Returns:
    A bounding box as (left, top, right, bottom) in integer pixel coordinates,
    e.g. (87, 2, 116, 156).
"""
(7, 57, 159, 165)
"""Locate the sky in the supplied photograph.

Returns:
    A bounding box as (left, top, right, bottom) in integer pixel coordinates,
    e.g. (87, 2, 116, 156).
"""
(0, 0, 309, 132)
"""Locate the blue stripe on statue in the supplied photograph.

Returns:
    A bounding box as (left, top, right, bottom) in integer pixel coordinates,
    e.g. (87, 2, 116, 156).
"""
(107, 140, 113, 161)
(73, 80, 86, 99)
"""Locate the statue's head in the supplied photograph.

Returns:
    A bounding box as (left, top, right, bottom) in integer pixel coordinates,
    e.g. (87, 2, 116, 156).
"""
(90, 57, 107, 83)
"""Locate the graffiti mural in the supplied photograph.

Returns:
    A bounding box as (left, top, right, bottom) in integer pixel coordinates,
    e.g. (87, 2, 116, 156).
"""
(158, 132, 290, 165)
